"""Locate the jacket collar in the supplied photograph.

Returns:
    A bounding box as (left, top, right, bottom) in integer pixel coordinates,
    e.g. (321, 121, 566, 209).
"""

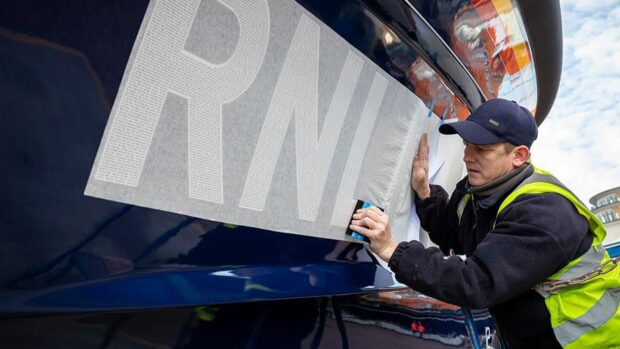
(466, 163, 534, 209)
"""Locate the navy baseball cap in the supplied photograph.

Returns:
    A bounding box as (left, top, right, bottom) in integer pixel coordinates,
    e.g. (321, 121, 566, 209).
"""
(439, 98, 538, 148)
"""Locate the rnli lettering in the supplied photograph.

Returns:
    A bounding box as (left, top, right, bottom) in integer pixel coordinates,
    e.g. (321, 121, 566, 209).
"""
(94, 0, 270, 204)
(86, 0, 429, 241)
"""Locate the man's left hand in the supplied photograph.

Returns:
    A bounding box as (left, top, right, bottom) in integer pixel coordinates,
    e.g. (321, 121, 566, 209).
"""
(349, 206, 398, 262)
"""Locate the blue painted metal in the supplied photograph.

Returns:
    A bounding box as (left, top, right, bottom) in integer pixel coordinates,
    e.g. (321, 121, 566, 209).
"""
(0, 0, 488, 314)
(1, 261, 390, 313)
(607, 242, 620, 258)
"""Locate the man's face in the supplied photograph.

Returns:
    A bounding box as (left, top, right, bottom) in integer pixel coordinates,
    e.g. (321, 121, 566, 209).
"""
(463, 141, 516, 186)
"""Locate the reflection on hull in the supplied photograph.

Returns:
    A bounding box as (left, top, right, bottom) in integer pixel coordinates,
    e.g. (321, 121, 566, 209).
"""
(0, 294, 492, 349)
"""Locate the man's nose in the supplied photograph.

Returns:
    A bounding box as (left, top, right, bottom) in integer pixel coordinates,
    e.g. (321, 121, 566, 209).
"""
(463, 145, 474, 162)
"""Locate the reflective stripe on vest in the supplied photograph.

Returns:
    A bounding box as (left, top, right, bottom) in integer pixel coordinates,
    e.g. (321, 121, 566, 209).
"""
(554, 287, 620, 346)
(553, 243, 605, 281)
(495, 166, 620, 348)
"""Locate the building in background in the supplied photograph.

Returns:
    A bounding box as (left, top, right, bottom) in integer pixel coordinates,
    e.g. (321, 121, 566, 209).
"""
(590, 186, 620, 244)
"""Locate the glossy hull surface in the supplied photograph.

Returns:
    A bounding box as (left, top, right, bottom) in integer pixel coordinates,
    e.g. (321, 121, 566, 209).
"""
(0, 0, 561, 347)
(0, 294, 493, 348)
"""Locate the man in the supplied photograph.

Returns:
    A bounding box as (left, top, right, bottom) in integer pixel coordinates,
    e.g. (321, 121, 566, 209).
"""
(350, 98, 620, 348)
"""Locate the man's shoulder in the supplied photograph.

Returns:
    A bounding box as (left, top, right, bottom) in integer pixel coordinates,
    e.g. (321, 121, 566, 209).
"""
(509, 190, 575, 207)
(498, 189, 591, 260)
(502, 191, 583, 220)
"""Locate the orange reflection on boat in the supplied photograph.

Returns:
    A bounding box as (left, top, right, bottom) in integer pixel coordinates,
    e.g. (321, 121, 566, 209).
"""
(363, 289, 461, 311)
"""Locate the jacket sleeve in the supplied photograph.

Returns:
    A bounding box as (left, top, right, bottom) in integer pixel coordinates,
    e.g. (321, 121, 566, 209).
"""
(414, 184, 463, 254)
(389, 192, 591, 308)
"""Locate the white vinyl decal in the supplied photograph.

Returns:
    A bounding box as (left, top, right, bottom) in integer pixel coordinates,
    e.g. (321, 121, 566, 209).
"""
(86, 0, 434, 242)
(95, 0, 269, 204)
(330, 73, 387, 227)
(239, 16, 365, 222)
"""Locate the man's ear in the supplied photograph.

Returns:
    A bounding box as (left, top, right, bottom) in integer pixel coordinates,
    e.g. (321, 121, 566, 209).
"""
(512, 146, 530, 166)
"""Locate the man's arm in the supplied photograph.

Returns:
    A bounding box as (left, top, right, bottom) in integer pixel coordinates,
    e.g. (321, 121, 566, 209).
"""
(388, 193, 591, 308)
(414, 184, 463, 254)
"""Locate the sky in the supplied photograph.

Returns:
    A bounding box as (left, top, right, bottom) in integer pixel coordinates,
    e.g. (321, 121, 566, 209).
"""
(531, 0, 620, 206)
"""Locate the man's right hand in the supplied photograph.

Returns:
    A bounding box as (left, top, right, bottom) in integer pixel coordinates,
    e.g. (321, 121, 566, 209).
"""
(411, 134, 431, 199)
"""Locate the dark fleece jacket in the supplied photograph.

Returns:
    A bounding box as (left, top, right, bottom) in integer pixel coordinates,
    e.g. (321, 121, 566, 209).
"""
(388, 177, 592, 347)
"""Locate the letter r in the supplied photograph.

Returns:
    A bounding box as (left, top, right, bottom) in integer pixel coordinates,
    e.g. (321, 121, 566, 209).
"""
(95, 0, 269, 204)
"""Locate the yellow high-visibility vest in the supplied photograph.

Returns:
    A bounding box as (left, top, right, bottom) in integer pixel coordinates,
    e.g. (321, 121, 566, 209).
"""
(456, 166, 620, 347)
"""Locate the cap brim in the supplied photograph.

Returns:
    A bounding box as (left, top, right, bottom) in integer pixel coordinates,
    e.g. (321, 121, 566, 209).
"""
(439, 120, 504, 145)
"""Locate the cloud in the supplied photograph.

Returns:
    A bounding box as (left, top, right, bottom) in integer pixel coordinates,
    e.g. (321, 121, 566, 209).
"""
(562, 0, 619, 14)
(532, 1, 620, 205)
